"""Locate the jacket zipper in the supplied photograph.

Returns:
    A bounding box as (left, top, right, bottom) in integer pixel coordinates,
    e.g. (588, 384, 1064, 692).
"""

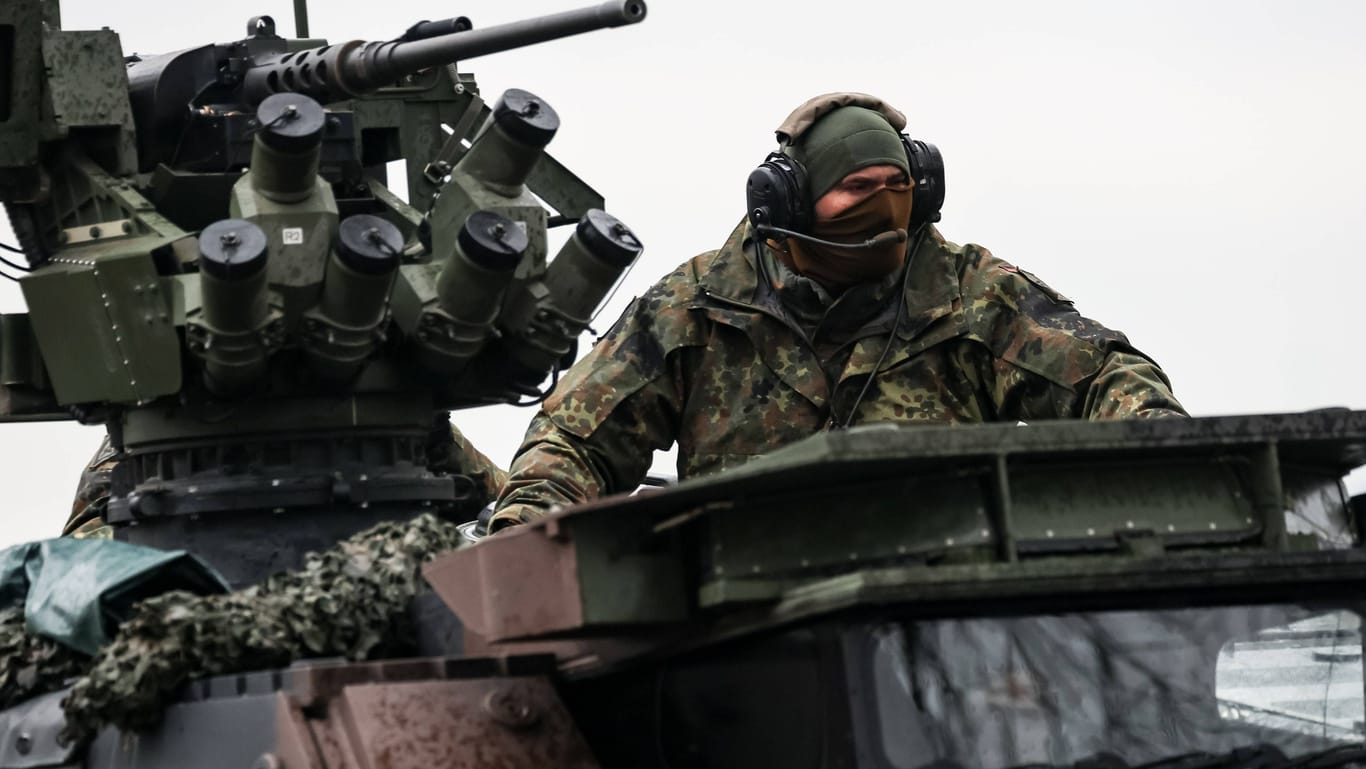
(698, 285, 854, 427)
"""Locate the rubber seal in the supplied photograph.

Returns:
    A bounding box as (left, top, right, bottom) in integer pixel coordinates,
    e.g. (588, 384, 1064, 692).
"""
(491, 88, 559, 148)
(256, 93, 327, 153)
(457, 211, 527, 271)
(337, 214, 403, 275)
(575, 209, 642, 269)
(199, 219, 269, 279)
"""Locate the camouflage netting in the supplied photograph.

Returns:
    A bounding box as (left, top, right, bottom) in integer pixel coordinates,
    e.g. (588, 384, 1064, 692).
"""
(0, 514, 464, 744)
(0, 607, 89, 710)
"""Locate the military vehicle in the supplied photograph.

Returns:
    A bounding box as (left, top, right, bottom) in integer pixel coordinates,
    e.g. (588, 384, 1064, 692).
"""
(3, 0, 1366, 767)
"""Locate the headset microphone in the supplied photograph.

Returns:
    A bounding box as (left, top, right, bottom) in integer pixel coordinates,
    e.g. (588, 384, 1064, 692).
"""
(755, 224, 908, 250)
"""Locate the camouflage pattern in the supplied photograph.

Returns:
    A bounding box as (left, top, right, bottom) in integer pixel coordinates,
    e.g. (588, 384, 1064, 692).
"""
(63, 436, 118, 539)
(7, 513, 464, 743)
(425, 415, 510, 509)
(491, 220, 1185, 528)
(0, 606, 87, 711)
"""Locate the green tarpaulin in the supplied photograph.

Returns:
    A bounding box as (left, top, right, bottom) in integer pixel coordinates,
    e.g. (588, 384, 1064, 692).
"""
(0, 538, 228, 655)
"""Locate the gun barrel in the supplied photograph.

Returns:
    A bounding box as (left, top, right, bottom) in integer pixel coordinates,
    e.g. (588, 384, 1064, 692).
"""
(400, 17, 473, 42)
(242, 0, 647, 104)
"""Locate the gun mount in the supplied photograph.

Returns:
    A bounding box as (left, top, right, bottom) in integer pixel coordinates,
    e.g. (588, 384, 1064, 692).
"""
(0, 0, 646, 584)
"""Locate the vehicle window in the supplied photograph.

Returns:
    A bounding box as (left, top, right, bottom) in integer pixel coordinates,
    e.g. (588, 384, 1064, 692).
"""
(851, 605, 1365, 769)
(1217, 611, 1364, 739)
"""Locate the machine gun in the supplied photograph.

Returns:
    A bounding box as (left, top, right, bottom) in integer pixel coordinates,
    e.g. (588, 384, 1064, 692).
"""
(0, 0, 647, 583)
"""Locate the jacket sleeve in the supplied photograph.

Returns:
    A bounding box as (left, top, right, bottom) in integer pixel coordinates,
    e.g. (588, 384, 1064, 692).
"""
(489, 269, 701, 529)
(422, 413, 509, 510)
(960, 246, 1187, 421)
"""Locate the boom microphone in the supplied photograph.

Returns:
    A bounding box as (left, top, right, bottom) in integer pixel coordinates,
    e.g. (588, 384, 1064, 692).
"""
(756, 224, 908, 250)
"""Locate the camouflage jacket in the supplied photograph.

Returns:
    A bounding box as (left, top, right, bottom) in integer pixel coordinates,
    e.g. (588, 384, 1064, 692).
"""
(491, 221, 1186, 528)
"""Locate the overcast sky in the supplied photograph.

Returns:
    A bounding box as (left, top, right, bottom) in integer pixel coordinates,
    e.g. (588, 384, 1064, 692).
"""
(1, 0, 1364, 546)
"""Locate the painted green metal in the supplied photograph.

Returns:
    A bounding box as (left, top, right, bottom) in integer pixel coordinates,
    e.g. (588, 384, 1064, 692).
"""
(21, 249, 181, 405)
(430, 410, 1366, 646)
(0, 0, 649, 591)
(0, 0, 643, 423)
(39, 29, 136, 173)
(0, 3, 42, 179)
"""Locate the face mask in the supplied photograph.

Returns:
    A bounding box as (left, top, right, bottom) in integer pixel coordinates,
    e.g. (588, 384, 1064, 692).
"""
(786, 187, 913, 291)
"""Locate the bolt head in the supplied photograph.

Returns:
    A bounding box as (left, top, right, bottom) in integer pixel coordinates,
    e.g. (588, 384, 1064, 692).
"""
(483, 689, 539, 730)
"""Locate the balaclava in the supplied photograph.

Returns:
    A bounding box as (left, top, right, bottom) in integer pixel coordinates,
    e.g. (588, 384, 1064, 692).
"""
(779, 99, 914, 291)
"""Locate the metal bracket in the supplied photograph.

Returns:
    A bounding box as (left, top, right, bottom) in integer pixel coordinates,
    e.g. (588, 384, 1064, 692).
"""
(422, 92, 486, 185)
(60, 218, 133, 245)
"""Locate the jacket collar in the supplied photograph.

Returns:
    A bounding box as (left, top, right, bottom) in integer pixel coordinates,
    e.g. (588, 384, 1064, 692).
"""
(696, 218, 763, 305)
(697, 219, 961, 339)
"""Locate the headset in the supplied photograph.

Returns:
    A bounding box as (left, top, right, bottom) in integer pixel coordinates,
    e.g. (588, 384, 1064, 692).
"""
(746, 135, 945, 236)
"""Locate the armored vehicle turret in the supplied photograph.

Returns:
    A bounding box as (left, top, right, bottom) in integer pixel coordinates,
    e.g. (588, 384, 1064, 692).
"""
(0, 0, 646, 584)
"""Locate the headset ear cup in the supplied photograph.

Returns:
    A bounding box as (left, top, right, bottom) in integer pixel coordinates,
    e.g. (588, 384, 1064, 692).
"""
(903, 137, 946, 225)
(745, 152, 810, 234)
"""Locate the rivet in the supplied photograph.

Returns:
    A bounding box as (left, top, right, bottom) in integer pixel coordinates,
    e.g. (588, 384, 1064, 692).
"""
(1209, 522, 1218, 530)
(1125, 521, 1134, 529)
(1086, 528, 1096, 536)
(945, 538, 955, 546)
(1046, 529, 1055, 538)
(482, 688, 539, 730)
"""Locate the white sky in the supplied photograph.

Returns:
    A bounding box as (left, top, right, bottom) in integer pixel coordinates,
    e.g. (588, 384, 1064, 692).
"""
(1, 0, 1364, 546)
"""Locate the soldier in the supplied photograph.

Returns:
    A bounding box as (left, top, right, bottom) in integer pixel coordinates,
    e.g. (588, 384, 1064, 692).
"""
(489, 92, 1186, 530)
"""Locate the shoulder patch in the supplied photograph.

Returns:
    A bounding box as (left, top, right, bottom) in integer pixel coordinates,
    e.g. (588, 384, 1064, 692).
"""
(999, 265, 1072, 305)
